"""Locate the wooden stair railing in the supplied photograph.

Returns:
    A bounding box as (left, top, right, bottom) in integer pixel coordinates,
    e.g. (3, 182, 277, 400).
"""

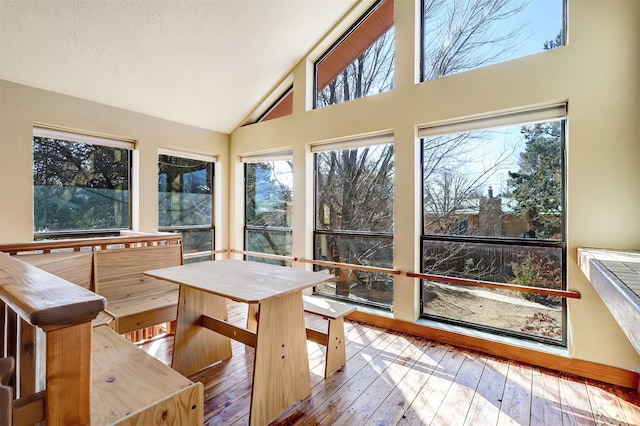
(0, 252, 106, 425)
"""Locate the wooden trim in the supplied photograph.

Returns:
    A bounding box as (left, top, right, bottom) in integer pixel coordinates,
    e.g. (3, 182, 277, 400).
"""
(12, 390, 45, 426)
(0, 233, 182, 255)
(295, 257, 400, 275)
(230, 249, 293, 262)
(346, 310, 639, 389)
(406, 271, 581, 299)
(199, 314, 257, 348)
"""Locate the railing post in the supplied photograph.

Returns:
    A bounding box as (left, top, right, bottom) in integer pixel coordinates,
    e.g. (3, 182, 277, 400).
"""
(45, 322, 93, 425)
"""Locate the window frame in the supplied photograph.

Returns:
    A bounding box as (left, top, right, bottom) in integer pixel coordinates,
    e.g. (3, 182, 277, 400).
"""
(419, 0, 567, 82)
(32, 126, 134, 240)
(242, 153, 294, 266)
(157, 148, 216, 263)
(419, 105, 568, 346)
(312, 136, 395, 311)
(313, 0, 395, 109)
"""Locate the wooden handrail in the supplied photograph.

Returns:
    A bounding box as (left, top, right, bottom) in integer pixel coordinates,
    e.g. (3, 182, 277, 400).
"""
(183, 248, 229, 259)
(295, 257, 400, 275)
(406, 271, 581, 299)
(0, 253, 106, 326)
(0, 232, 182, 255)
(231, 249, 294, 262)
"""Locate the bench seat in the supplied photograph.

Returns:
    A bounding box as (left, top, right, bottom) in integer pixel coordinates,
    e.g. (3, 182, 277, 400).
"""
(303, 296, 355, 378)
(94, 244, 182, 335)
(104, 289, 179, 335)
(92, 325, 203, 425)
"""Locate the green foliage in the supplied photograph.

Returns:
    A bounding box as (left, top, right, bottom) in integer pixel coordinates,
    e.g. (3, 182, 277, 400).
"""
(511, 254, 562, 307)
(506, 121, 563, 239)
(33, 137, 130, 233)
(158, 154, 213, 228)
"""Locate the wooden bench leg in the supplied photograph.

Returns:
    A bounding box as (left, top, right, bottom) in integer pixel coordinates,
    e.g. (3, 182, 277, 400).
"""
(324, 317, 347, 379)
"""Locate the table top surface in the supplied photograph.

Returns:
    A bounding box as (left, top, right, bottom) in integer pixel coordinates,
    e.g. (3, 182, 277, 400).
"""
(145, 259, 334, 303)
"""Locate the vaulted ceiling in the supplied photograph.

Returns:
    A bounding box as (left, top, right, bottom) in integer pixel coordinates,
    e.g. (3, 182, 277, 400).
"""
(0, 0, 358, 133)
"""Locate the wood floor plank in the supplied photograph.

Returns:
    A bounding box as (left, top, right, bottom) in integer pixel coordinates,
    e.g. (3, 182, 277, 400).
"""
(431, 350, 487, 425)
(496, 361, 533, 425)
(330, 336, 428, 425)
(396, 344, 467, 425)
(585, 379, 628, 425)
(530, 368, 563, 425)
(559, 374, 596, 425)
(365, 341, 449, 426)
(615, 386, 640, 426)
(306, 333, 416, 425)
(464, 355, 509, 426)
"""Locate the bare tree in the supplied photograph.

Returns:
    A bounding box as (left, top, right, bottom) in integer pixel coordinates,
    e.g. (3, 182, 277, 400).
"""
(423, 0, 528, 80)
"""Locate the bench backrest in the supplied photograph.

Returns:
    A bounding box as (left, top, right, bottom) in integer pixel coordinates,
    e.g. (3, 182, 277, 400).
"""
(94, 244, 182, 302)
(16, 251, 94, 290)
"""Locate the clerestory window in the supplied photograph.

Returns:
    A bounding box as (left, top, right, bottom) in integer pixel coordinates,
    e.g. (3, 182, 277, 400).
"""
(421, 0, 566, 81)
(33, 126, 133, 239)
(256, 87, 293, 123)
(315, 0, 395, 108)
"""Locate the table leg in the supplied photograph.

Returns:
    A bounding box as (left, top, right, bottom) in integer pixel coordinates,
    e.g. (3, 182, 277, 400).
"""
(172, 286, 233, 376)
(249, 290, 311, 426)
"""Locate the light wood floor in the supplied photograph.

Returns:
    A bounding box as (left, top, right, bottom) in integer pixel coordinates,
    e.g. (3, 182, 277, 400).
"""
(139, 301, 640, 425)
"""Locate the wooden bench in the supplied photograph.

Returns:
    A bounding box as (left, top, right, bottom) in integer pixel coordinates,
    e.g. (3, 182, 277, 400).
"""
(0, 252, 203, 425)
(94, 244, 182, 334)
(0, 233, 184, 339)
(92, 325, 203, 425)
(302, 296, 356, 378)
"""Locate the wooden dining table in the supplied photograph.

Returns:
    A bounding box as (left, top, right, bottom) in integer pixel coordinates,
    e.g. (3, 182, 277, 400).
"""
(144, 259, 334, 426)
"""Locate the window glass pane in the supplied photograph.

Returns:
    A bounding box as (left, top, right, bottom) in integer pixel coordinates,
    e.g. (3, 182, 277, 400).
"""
(181, 228, 213, 255)
(158, 155, 212, 228)
(33, 136, 130, 233)
(422, 0, 565, 81)
(244, 160, 293, 265)
(421, 117, 566, 344)
(314, 233, 393, 310)
(315, 144, 394, 233)
(246, 229, 292, 266)
(313, 142, 394, 311)
(315, 0, 395, 108)
(422, 240, 564, 342)
(423, 120, 564, 240)
(245, 161, 293, 228)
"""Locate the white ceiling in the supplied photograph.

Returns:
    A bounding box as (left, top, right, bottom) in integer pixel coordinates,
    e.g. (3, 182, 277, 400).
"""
(0, 0, 358, 133)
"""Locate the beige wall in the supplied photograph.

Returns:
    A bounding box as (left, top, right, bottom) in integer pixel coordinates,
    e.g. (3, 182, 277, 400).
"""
(230, 0, 640, 370)
(0, 80, 229, 246)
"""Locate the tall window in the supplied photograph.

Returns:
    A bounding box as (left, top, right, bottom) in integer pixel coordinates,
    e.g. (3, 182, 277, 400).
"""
(421, 0, 565, 81)
(420, 105, 567, 344)
(313, 137, 394, 310)
(33, 126, 132, 238)
(158, 150, 214, 263)
(244, 155, 293, 266)
(315, 0, 395, 108)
